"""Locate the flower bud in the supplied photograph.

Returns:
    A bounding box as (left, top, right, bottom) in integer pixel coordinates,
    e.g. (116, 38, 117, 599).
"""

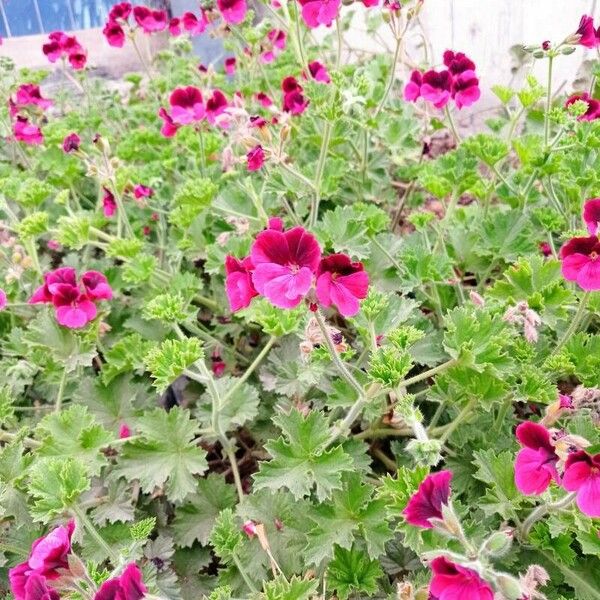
(67, 553, 87, 578)
(532, 50, 545, 59)
(479, 529, 513, 557)
(561, 45, 576, 55)
(406, 438, 442, 466)
(564, 33, 582, 46)
(493, 573, 523, 600)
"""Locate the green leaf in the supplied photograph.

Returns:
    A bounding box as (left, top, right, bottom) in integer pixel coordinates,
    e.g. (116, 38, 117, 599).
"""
(253, 409, 354, 501)
(209, 507, 243, 562)
(114, 408, 208, 503)
(327, 545, 383, 600)
(262, 575, 319, 600)
(144, 338, 204, 393)
(101, 334, 154, 384)
(172, 475, 237, 547)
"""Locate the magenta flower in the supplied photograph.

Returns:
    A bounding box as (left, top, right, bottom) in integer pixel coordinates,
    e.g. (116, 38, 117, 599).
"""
(361, 0, 379, 6)
(81, 271, 113, 300)
(103, 20, 126, 47)
(102, 187, 117, 218)
(452, 70, 480, 109)
(514, 421, 560, 495)
(251, 226, 321, 309)
(217, 0, 247, 25)
(315, 253, 369, 317)
(133, 184, 154, 199)
(133, 6, 168, 32)
(119, 423, 132, 439)
(9, 521, 75, 600)
(298, 0, 341, 28)
(583, 198, 600, 235)
(308, 60, 331, 83)
(109, 2, 132, 20)
(42, 31, 86, 68)
(24, 573, 60, 600)
(168, 17, 182, 36)
(443, 50, 476, 75)
(261, 29, 286, 63)
(0, 288, 6, 311)
(563, 451, 600, 517)
(224, 57, 236, 75)
(206, 90, 229, 126)
(559, 235, 600, 291)
(256, 92, 273, 107)
(13, 117, 43, 145)
(420, 70, 452, 108)
(158, 107, 180, 137)
(30, 267, 77, 304)
(429, 557, 494, 600)
(247, 145, 265, 171)
(182, 11, 208, 34)
(566, 92, 600, 121)
(225, 255, 257, 311)
(93, 563, 146, 600)
(282, 77, 309, 115)
(576, 15, 600, 48)
(404, 70, 423, 102)
(15, 84, 53, 110)
(62, 132, 81, 153)
(167, 87, 205, 125)
(403, 470, 452, 529)
(52, 284, 98, 329)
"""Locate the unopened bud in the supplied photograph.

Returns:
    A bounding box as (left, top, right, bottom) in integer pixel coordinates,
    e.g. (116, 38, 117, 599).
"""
(480, 529, 513, 557)
(561, 45, 576, 55)
(279, 124, 291, 142)
(532, 50, 545, 59)
(469, 291, 485, 307)
(493, 573, 523, 600)
(67, 553, 87, 578)
(564, 33, 582, 46)
(242, 520, 257, 537)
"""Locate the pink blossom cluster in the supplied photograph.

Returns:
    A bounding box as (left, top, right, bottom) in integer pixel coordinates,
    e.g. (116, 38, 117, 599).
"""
(42, 31, 87, 69)
(515, 420, 600, 518)
(565, 92, 600, 121)
(225, 220, 369, 317)
(9, 84, 53, 146)
(404, 50, 481, 110)
(559, 199, 600, 291)
(29, 267, 112, 329)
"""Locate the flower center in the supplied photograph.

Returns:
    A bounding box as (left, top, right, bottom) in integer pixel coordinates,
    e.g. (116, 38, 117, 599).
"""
(591, 251, 599, 260)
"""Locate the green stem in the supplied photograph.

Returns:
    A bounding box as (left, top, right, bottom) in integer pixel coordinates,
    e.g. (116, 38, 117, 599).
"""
(309, 122, 333, 228)
(519, 492, 576, 539)
(551, 291, 591, 356)
(197, 128, 206, 176)
(335, 17, 343, 68)
(292, 2, 308, 70)
(399, 358, 457, 389)
(373, 35, 402, 117)
(0, 430, 41, 448)
(444, 104, 461, 144)
(439, 397, 478, 444)
(72, 504, 119, 564)
(544, 55, 554, 147)
(370, 235, 402, 271)
(232, 552, 258, 593)
(24, 238, 42, 275)
(55, 367, 69, 413)
(493, 396, 512, 429)
(223, 441, 245, 504)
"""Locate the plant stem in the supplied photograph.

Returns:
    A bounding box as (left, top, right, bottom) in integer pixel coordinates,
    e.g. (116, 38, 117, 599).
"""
(55, 367, 69, 412)
(399, 358, 457, 389)
(374, 35, 402, 118)
(519, 492, 576, 539)
(439, 397, 478, 444)
(197, 128, 206, 176)
(0, 430, 41, 448)
(222, 441, 245, 504)
(544, 55, 554, 147)
(551, 291, 591, 356)
(232, 552, 258, 593)
(444, 104, 461, 144)
(72, 504, 119, 564)
(335, 17, 343, 68)
(24, 239, 42, 275)
(223, 336, 276, 402)
(309, 122, 333, 228)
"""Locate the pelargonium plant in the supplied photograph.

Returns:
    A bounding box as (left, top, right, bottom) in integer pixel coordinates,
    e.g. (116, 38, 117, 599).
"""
(1, 1, 600, 599)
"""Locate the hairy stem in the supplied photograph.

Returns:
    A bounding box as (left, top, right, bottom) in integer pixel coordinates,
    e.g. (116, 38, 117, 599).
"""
(519, 492, 577, 539)
(551, 291, 591, 356)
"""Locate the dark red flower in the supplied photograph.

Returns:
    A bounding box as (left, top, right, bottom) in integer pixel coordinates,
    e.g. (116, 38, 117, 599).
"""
(225, 255, 257, 311)
(158, 107, 180, 137)
(403, 471, 452, 529)
(206, 89, 229, 126)
(14, 84, 53, 110)
(282, 76, 308, 114)
(217, 0, 247, 25)
(443, 50, 476, 75)
(576, 15, 600, 48)
(308, 60, 330, 83)
(81, 271, 113, 300)
(583, 198, 600, 235)
(182, 11, 208, 34)
(13, 116, 43, 145)
(559, 235, 600, 291)
(168, 86, 205, 125)
(404, 70, 423, 102)
(429, 557, 494, 600)
(102, 187, 117, 218)
(93, 563, 146, 600)
(451, 70, 480, 109)
(109, 2, 132, 20)
(247, 145, 265, 171)
(420, 69, 452, 108)
(103, 20, 126, 47)
(565, 92, 600, 121)
(133, 6, 168, 33)
(224, 57, 236, 75)
(62, 132, 80, 153)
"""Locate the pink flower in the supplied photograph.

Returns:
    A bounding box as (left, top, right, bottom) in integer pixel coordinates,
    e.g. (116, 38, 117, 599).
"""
(14, 117, 43, 145)
(68, 49, 87, 70)
(256, 92, 273, 107)
(133, 6, 168, 32)
(566, 92, 600, 121)
(206, 90, 230, 127)
(23, 573, 60, 600)
(251, 226, 321, 309)
(224, 57, 236, 75)
(404, 70, 423, 102)
(315, 254, 369, 316)
(158, 107, 180, 137)
(42, 31, 86, 67)
(103, 20, 126, 47)
(576, 15, 600, 48)
(429, 557, 494, 600)
(62, 132, 81, 153)
(133, 184, 154, 199)
(563, 451, 600, 517)
(361, 0, 379, 6)
(268, 217, 284, 231)
(420, 69, 452, 109)
(514, 421, 560, 495)
(81, 271, 113, 300)
(109, 2, 132, 20)
(249, 115, 267, 128)
(403, 470, 452, 529)
(217, 0, 247, 25)
(559, 235, 600, 291)
(282, 77, 309, 115)
(443, 50, 476, 75)
(261, 29, 286, 63)
(15, 84, 53, 110)
(583, 198, 600, 235)
(93, 563, 146, 600)
(30, 267, 77, 304)
(225, 255, 257, 311)
(168, 86, 205, 125)
(451, 70, 480, 109)
(182, 11, 208, 34)
(298, 0, 341, 28)
(52, 284, 98, 328)
(0, 288, 6, 311)
(102, 187, 117, 218)
(247, 145, 265, 171)
(168, 17, 182, 36)
(9, 521, 75, 600)
(308, 61, 330, 83)
(242, 520, 258, 537)
(119, 423, 132, 439)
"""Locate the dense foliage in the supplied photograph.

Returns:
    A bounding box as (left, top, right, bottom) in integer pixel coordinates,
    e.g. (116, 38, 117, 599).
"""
(1, 2, 600, 599)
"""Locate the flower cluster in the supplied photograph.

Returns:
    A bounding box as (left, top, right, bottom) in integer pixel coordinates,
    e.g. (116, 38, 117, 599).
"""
(29, 267, 113, 329)
(282, 76, 309, 114)
(298, 0, 340, 29)
(225, 221, 369, 316)
(514, 420, 600, 517)
(9, 84, 53, 145)
(42, 31, 87, 69)
(404, 50, 481, 109)
(260, 29, 287, 64)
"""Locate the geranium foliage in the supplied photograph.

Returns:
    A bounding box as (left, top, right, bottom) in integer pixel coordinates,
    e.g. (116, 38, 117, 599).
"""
(1, 2, 600, 599)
